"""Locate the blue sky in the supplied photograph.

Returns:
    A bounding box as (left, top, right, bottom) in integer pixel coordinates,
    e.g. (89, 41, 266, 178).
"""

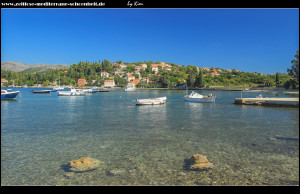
(1, 8, 299, 74)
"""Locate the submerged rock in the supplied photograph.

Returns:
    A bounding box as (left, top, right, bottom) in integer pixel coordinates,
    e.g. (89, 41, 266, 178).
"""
(69, 157, 101, 172)
(190, 154, 213, 171)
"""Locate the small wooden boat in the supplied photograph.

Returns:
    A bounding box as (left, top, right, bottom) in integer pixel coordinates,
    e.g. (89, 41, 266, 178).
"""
(132, 96, 167, 105)
(32, 90, 51, 93)
(184, 91, 216, 103)
(1, 89, 20, 99)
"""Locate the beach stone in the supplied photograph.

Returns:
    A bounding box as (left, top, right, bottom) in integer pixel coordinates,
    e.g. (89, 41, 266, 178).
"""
(190, 154, 214, 171)
(69, 157, 101, 172)
(192, 154, 209, 164)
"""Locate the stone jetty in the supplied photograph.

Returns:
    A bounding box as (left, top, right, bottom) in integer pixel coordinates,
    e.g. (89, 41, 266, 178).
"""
(234, 97, 299, 108)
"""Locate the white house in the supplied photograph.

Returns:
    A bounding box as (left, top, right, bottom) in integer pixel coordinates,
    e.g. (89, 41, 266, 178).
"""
(101, 72, 109, 78)
(126, 75, 135, 82)
(104, 79, 115, 88)
(151, 64, 159, 73)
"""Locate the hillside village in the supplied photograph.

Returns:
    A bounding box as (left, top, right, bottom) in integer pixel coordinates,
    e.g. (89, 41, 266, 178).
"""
(98, 62, 248, 88)
(0, 60, 295, 89)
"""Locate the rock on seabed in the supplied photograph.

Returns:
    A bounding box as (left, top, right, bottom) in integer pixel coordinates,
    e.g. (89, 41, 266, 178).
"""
(190, 154, 214, 170)
(69, 157, 101, 172)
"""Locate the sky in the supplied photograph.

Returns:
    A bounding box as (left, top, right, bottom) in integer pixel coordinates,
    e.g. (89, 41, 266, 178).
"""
(1, 8, 299, 74)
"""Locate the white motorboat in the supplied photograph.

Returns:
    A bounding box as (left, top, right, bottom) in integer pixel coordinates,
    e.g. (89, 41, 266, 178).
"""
(125, 87, 136, 91)
(58, 87, 86, 96)
(184, 91, 216, 103)
(132, 96, 167, 105)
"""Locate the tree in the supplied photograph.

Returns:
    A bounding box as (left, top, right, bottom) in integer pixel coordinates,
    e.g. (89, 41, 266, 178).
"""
(43, 80, 50, 86)
(275, 73, 280, 87)
(287, 50, 299, 82)
(187, 74, 196, 88)
(195, 69, 203, 88)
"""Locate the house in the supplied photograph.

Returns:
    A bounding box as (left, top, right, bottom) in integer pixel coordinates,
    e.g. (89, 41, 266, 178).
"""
(130, 79, 140, 86)
(1, 78, 8, 86)
(101, 72, 109, 78)
(165, 67, 171, 71)
(120, 63, 127, 69)
(201, 67, 211, 72)
(104, 79, 115, 88)
(226, 69, 232, 72)
(140, 63, 147, 68)
(126, 75, 135, 82)
(134, 66, 145, 71)
(90, 80, 97, 84)
(77, 79, 86, 86)
(165, 64, 172, 68)
(114, 71, 123, 76)
(210, 72, 220, 77)
(151, 64, 159, 73)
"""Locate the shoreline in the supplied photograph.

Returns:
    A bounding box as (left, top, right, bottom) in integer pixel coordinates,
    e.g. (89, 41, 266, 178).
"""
(3, 86, 299, 95)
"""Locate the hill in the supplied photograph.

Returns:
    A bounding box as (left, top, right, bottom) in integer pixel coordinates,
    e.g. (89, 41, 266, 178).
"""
(1, 61, 69, 73)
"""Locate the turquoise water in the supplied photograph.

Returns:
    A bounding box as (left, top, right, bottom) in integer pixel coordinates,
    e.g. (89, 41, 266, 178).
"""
(1, 88, 299, 185)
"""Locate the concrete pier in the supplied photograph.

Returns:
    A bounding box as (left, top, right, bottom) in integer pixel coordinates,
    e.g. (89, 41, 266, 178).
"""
(234, 97, 299, 108)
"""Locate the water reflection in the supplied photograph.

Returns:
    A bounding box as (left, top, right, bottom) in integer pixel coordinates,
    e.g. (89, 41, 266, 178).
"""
(57, 96, 86, 123)
(136, 104, 167, 125)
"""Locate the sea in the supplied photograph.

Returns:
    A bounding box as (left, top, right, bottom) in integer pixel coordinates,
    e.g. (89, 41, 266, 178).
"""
(1, 88, 299, 185)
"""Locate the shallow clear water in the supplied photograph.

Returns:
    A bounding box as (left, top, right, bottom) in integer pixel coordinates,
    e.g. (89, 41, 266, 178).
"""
(1, 88, 299, 185)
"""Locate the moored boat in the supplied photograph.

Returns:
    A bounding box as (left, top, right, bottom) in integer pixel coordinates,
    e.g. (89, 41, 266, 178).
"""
(58, 87, 86, 96)
(32, 90, 51, 93)
(1, 89, 20, 99)
(52, 74, 64, 92)
(125, 83, 136, 91)
(125, 87, 136, 91)
(132, 96, 167, 105)
(52, 86, 65, 92)
(184, 91, 216, 103)
(90, 87, 109, 93)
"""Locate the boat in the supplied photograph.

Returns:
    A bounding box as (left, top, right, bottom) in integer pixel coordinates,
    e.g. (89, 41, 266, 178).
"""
(52, 74, 64, 92)
(52, 86, 65, 92)
(58, 87, 86, 96)
(125, 86, 136, 91)
(132, 96, 167, 105)
(32, 90, 51, 93)
(125, 83, 136, 91)
(184, 91, 216, 103)
(1, 89, 20, 99)
(89, 87, 109, 93)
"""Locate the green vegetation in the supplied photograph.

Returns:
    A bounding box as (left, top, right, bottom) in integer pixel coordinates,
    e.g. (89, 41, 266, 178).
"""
(286, 50, 299, 89)
(1, 51, 298, 89)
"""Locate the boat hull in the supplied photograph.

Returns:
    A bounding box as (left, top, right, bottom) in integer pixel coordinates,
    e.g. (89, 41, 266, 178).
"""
(132, 96, 167, 105)
(125, 88, 136, 91)
(184, 96, 216, 103)
(58, 91, 86, 96)
(1, 91, 20, 99)
(32, 90, 51, 93)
